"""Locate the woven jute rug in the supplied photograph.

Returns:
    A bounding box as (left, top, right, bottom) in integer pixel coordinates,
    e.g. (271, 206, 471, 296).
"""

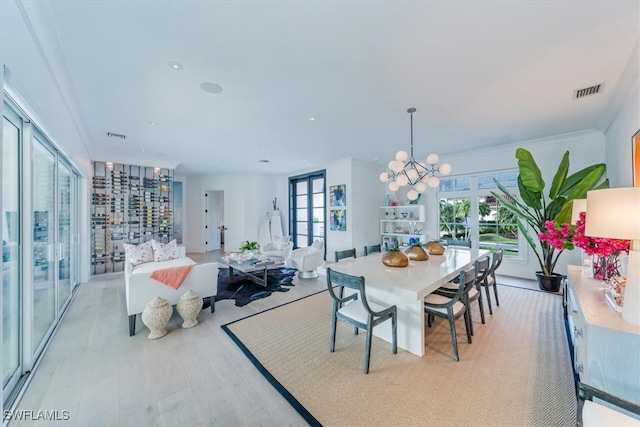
(223, 285, 577, 426)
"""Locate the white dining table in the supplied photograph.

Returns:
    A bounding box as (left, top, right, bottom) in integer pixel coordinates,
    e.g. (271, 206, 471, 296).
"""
(329, 247, 490, 357)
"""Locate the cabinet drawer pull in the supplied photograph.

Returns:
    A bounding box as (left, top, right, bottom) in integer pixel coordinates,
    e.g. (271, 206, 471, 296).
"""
(574, 326, 583, 337)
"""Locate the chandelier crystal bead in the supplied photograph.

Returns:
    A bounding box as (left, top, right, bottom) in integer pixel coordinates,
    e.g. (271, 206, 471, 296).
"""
(380, 108, 452, 197)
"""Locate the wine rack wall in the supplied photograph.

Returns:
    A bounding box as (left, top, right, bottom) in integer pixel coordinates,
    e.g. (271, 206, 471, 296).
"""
(91, 161, 174, 275)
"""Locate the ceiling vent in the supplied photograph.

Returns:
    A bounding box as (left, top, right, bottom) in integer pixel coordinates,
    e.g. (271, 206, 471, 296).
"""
(574, 83, 603, 99)
(106, 132, 126, 140)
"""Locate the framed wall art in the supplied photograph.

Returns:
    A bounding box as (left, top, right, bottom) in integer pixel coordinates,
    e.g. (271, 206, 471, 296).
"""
(329, 184, 346, 206)
(330, 209, 346, 231)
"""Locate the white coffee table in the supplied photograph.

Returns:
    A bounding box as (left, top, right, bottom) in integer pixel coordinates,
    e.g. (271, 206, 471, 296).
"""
(219, 256, 284, 287)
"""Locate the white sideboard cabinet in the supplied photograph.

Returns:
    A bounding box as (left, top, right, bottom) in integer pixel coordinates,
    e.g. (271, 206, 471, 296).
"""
(564, 265, 640, 418)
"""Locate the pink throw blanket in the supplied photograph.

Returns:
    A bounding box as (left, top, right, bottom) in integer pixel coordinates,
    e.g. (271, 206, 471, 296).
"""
(150, 265, 195, 290)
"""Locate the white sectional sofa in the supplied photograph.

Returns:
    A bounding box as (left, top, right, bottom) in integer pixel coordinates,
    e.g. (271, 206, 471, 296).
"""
(125, 246, 218, 336)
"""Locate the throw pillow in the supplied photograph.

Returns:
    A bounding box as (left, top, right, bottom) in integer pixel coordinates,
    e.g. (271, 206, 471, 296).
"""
(151, 239, 180, 262)
(123, 241, 154, 266)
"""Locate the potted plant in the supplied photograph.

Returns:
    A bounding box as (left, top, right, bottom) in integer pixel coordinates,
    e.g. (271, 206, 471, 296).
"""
(490, 148, 608, 291)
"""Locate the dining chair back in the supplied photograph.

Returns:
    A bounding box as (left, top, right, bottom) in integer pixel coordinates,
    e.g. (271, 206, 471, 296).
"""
(483, 249, 504, 314)
(364, 244, 381, 256)
(424, 264, 476, 361)
(334, 248, 357, 262)
(326, 268, 397, 374)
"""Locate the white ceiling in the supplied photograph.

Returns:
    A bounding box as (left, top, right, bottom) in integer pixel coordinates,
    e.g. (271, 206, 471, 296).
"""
(12, 1, 640, 176)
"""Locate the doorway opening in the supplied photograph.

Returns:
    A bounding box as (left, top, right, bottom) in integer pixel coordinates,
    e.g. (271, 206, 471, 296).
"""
(205, 190, 224, 252)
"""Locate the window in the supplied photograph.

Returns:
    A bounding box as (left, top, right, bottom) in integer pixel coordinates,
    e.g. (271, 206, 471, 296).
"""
(438, 171, 522, 257)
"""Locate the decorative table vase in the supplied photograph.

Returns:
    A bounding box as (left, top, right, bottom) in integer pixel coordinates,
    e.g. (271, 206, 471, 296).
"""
(424, 241, 445, 255)
(177, 290, 203, 328)
(141, 296, 173, 339)
(405, 245, 429, 261)
(592, 252, 622, 281)
(382, 250, 409, 268)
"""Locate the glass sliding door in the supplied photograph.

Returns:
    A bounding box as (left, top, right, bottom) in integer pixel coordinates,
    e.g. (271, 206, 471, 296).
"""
(32, 137, 57, 353)
(57, 161, 72, 311)
(289, 171, 326, 249)
(2, 110, 22, 393)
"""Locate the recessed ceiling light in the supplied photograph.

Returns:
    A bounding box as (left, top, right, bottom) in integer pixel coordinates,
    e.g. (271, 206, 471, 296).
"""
(259, 159, 270, 163)
(168, 61, 183, 70)
(140, 148, 145, 152)
(149, 121, 157, 126)
(256, 144, 261, 149)
(309, 117, 316, 121)
(200, 82, 223, 94)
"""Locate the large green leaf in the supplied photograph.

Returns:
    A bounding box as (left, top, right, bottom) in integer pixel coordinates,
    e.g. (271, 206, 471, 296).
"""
(516, 148, 545, 193)
(565, 167, 606, 200)
(548, 151, 570, 199)
(517, 176, 542, 211)
(559, 163, 606, 195)
(554, 200, 574, 225)
(594, 179, 610, 190)
(546, 196, 567, 221)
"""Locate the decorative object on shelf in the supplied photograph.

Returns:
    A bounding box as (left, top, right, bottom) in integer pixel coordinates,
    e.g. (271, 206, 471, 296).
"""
(141, 296, 173, 339)
(424, 241, 445, 255)
(239, 240, 260, 251)
(491, 148, 608, 292)
(177, 290, 204, 328)
(405, 243, 428, 261)
(379, 108, 452, 201)
(585, 187, 640, 326)
(381, 245, 409, 267)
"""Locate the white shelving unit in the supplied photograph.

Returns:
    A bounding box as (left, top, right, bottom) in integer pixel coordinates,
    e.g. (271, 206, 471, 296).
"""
(380, 205, 427, 248)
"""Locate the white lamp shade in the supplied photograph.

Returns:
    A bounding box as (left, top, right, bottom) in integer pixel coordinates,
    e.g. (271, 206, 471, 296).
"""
(379, 172, 389, 182)
(586, 188, 640, 239)
(395, 150, 408, 162)
(391, 160, 404, 173)
(416, 182, 427, 192)
(571, 199, 587, 225)
(427, 176, 440, 188)
(426, 153, 439, 165)
(407, 189, 419, 201)
(396, 174, 409, 187)
(439, 163, 452, 175)
(388, 181, 399, 192)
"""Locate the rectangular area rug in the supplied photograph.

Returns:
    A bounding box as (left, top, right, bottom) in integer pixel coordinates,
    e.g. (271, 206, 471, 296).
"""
(222, 285, 577, 427)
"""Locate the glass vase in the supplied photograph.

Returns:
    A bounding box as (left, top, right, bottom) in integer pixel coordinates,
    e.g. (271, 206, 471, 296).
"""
(591, 252, 622, 281)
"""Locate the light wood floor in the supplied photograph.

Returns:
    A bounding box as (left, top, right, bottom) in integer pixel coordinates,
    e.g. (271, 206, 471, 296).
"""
(10, 250, 537, 426)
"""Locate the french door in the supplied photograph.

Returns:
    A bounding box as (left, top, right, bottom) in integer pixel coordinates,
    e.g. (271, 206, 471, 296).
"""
(289, 171, 326, 250)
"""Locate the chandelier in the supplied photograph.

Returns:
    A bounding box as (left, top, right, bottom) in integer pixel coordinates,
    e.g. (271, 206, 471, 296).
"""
(379, 108, 451, 201)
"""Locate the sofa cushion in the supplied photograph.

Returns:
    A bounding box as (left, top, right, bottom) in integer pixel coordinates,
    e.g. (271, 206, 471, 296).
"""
(272, 235, 290, 250)
(151, 239, 180, 262)
(123, 241, 154, 266)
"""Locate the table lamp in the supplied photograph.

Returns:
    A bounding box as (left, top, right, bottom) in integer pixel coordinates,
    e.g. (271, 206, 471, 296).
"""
(586, 188, 640, 326)
(571, 199, 590, 272)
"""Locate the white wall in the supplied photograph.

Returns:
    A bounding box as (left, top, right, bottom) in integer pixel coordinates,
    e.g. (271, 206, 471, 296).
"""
(185, 174, 276, 253)
(604, 82, 639, 187)
(351, 160, 387, 257)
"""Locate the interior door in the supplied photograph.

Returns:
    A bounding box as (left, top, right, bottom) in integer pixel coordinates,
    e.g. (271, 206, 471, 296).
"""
(205, 191, 221, 251)
(57, 160, 72, 311)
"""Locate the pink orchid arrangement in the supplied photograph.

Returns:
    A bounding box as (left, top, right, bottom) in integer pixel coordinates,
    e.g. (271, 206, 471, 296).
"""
(573, 211, 630, 280)
(536, 220, 575, 276)
(573, 212, 629, 257)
